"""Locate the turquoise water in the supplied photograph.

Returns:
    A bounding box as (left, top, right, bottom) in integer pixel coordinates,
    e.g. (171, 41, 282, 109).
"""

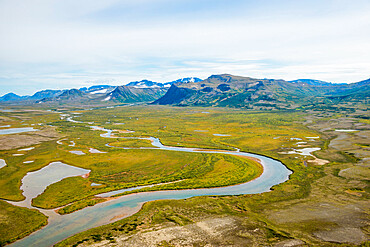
(10, 127, 291, 247)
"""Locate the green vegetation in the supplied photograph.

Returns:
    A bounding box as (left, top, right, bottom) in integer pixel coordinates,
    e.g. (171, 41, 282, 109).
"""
(0, 200, 48, 246)
(1, 105, 369, 246)
(32, 176, 97, 209)
(111, 155, 262, 197)
(108, 138, 153, 148)
(58, 198, 106, 215)
(32, 150, 262, 210)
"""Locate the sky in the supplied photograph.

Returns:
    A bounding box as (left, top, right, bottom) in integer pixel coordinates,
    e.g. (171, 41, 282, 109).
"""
(0, 0, 370, 95)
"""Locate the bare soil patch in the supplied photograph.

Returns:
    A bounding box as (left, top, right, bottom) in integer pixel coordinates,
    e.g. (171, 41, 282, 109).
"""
(0, 127, 60, 150)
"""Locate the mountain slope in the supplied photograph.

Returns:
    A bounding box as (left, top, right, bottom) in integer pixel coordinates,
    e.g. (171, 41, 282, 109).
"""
(0, 93, 24, 101)
(29, 90, 63, 100)
(38, 89, 88, 104)
(154, 74, 369, 109)
(103, 86, 167, 103)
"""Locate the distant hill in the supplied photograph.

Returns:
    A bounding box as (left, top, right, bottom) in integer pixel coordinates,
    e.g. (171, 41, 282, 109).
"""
(0, 93, 24, 101)
(37, 89, 87, 103)
(154, 74, 369, 110)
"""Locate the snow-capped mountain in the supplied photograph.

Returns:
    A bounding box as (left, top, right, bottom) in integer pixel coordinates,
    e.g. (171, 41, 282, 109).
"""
(126, 78, 202, 89)
(80, 85, 116, 94)
(126, 80, 162, 89)
(165, 77, 202, 86)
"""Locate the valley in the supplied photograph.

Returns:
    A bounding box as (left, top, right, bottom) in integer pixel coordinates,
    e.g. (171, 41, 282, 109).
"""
(0, 75, 369, 246)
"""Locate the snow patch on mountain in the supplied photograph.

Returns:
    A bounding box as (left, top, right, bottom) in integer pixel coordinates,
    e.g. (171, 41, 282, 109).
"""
(90, 89, 108, 94)
(102, 96, 111, 101)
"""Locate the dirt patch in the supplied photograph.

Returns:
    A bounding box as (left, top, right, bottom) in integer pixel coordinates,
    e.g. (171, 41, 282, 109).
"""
(83, 217, 266, 247)
(0, 127, 60, 150)
(110, 213, 128, 222)
(313, 227, 367, 244)
(273, 239, 305, 247)
(339, 166, 370, 180)
(0, 116, 12, 122)
(307, 157, 330, 165)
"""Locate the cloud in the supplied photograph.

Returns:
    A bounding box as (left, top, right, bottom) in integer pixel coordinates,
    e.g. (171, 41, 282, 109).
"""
(0, 0, 369, 95)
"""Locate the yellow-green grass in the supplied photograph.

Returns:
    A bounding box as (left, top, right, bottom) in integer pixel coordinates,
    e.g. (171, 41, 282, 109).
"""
(57, 198, 106, 215)
(32, 176, 99, 209)
(76, 105, 320, 153)
(108, 138, 154, 148)
(32, 150, 262, 210)
(0, 200, 48, 246)
(112, 154, 263, 197)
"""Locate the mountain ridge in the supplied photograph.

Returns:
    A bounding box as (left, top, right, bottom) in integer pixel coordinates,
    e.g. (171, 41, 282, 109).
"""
(153, 74, 369, 109)
(1, 75, 368, 109)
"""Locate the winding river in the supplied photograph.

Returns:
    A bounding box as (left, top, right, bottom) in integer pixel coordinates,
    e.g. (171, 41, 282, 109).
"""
(10, 122, 291, 247)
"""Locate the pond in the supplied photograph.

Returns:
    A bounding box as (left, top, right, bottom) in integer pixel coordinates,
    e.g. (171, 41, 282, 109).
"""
(0, 127, 37, 135)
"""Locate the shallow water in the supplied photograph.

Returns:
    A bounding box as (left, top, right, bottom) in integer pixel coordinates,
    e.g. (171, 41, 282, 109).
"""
(10, 126, 291, 247)
(89, 148, 106, 154)
(0, 159, 6, 169)
(0, 109, 14, 112)
(335, 129, 359, 132)
(10, 162, 90, 208)
(0, 127, 37, 135)
(69, 150, 85, 155)
(90, 183, 102, 186)
(281, 147, 320, 157)
(23, 160, 35, 164)
(290, 137, 302, 140)
(18, 147, 35, 151)
(66, 117, 83, 123)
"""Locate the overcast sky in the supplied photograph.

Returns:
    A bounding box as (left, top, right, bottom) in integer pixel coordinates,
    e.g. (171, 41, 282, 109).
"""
(1, 0, 370, 95)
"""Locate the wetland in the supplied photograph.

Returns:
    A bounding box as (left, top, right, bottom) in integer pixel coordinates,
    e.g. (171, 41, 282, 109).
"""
(0, 105, 368, 246)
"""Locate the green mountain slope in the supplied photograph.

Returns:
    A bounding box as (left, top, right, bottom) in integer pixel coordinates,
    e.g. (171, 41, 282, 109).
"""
(106, 86, 167, 103)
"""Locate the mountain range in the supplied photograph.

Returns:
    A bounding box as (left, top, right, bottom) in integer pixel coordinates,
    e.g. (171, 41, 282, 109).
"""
(0, 78, 200, 104)
(1, 75, 368, 110)
(153, 74, 369, 110)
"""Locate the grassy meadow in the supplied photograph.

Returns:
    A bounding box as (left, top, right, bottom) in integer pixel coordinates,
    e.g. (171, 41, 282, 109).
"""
(0, 200, 48, 246)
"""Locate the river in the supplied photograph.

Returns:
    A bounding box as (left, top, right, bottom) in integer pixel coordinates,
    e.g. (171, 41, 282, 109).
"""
(10, 121, 291, 247)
